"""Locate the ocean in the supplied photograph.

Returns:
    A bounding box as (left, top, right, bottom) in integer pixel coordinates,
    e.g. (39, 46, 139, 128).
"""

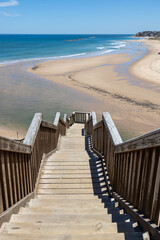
(0, 34, 135, 65)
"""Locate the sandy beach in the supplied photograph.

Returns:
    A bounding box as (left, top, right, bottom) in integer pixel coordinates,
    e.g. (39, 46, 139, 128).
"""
(0, 126, 26, 140)
(27, 40, 160, 138)
(130, 39, 160, 84)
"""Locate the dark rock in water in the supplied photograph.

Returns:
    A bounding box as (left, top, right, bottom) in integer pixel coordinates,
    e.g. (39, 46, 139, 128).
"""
(135, 31, 160, 37)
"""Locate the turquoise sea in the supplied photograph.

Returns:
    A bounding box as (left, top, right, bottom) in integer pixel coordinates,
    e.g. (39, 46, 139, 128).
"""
(0, 34, 147, 138)
(0, 34, 135, 65)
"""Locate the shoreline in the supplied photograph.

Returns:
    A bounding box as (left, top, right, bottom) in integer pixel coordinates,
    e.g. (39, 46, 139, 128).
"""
(26, 41, 160, 138)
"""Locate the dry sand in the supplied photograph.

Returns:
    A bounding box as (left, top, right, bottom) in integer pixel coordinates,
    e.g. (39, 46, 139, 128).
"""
(27, 43, 160, 139)
(130, 39, 160, 84)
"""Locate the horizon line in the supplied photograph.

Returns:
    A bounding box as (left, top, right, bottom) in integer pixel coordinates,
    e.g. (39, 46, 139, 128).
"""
(0, 33, 135, 35)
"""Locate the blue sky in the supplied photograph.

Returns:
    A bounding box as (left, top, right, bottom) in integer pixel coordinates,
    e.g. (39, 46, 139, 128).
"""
(0, 0, 159, 34)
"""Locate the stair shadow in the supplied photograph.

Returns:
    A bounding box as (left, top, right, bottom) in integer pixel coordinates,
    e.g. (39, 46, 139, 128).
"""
(84, 135, 108, 197)
(84, 133, 144, 238)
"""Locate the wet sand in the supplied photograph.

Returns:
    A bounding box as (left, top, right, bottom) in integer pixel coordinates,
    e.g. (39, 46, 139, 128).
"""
(27, 46, 160, 139)
(0, 61, 105, 139)
(0, 126, 26, 140)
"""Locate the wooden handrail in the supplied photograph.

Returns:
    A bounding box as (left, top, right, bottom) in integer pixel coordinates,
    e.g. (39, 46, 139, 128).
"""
(41, 121, 57, 130)
(102, 112, 123, 145)
(115, 127, 160, 152)
(0, 136, 30, 154)
(0, 111, 69, 216)
(85, 111, 160, 237)
(69, 111, 91, 125)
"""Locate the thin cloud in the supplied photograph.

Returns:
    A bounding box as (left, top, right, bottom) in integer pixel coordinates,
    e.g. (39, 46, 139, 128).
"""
(0, 0, 18, 7)
(0, 11, 20, 16)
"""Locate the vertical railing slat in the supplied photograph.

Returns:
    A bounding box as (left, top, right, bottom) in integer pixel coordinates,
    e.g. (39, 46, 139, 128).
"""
(6, 153, 14, 207)
(15, 153, 21, 201)
(150, 152, 160, 224)
(1, 151, 9, 210)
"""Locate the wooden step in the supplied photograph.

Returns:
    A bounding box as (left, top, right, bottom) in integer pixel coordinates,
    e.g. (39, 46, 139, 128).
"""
(41, 169, 103, 174)
(46, 159, 91, 162)
(29, 198, 107, 205)
(43, 162, 97, 166)
(58, 151, 88, 154)
(10, 213, 131, 224)
(38, 183, 106, 190)
(19, 207, 123, 215)
(0, 232, 143, 240)
(36, 194, 108, 199)
(39, 178, 102, 184)
(40, 173, 104, 179)
(1, 222, 134, 234)
(27, 201, 118, 209)
(37, 188, 107, 195)
(38, 183, 105, 189)
(28, 200, 113, 209)
(42, 165, 101, 170)
(32, 196, 113, 202)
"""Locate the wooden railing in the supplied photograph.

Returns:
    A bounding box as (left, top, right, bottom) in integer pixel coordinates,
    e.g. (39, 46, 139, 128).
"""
(84, 111, 160, 238)
(69, 111, 91, 125)
(0, 109, 159, 238)
(0, 112, 69, 214)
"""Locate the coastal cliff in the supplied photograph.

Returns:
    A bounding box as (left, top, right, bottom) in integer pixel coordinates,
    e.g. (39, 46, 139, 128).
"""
(135, 31, 160, 38)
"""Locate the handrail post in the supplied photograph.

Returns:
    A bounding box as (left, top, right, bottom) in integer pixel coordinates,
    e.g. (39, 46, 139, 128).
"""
(102, 112, 123, 145)
(91, 112, 97, 149)
(53, 112, 60, 127)
(63, 114, 67, 122)
(23, 113, 43, 147)
(85, 114, 89, 135)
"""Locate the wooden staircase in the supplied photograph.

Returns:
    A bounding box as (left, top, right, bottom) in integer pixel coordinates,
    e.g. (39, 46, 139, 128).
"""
(0, 124, 146, 239)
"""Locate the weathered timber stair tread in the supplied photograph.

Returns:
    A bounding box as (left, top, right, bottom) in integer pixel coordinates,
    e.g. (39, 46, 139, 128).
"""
(19, 207, 124, 215)
(0, 233, 144, 240)
(0, 124, 145, 239)
(1, 222, 134, 233)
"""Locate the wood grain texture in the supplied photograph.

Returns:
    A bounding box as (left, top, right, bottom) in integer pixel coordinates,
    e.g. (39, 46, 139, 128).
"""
(42, 121, 57, 130)
(0, 111, 69, 216)
(23, 113, 42, 147)
(0, 136, 30, 154)
(53, 112, 60, 126)
(102, 112, 122, 146)
(85, 110, 160, 229)
(115, 128, 160, 153)
(92, 112, 97, 127)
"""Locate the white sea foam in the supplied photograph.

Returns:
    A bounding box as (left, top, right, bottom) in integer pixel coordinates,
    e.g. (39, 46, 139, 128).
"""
(111, 41, 126, 45)
(97, 47, 104, 50)
(0, 53, 87, 65)
(101, 50, 114, 54)
(113, 44, 126, 49)
(111, 41, 127, 49)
